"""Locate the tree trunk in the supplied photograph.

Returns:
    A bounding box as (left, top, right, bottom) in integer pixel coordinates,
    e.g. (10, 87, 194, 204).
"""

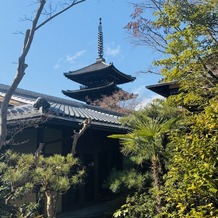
(0, 0, 46, 150)
(151, 155, 162, 213)
(0, 100, 8, 149)
(71, 118, 91, 155)
(0, 70, 26, 149)
(0, 0, 86, 150)
(45, 191, 59, 218)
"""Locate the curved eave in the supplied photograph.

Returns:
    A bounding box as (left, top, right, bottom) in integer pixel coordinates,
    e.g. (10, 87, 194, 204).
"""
(64, 61, 135, 86)
(109, 63, 135, 82)
(146, 81, 179, 97)
(62, 82, 120, 101)
(6, 103, 127, 132)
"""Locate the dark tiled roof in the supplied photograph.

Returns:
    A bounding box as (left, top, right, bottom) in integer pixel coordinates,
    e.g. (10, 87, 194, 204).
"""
(64, 61, 135, 86)
(62, 82, 120, 102)
(146, 81, 179, 98)
(0, 84, 126, 131)
(65, 61, 109, 75)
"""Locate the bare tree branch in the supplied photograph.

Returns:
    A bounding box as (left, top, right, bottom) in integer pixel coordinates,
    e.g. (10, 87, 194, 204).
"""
(71, 118, 91, 155)
(6, 114, 52, 146)
(22, 0, 46, 57)
(35, 0, 86, 30)
(35, 142, 45, 157)
(0, 0, 86, 150)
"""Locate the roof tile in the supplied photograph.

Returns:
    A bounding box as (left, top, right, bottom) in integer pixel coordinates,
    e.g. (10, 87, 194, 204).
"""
(0, 83, 123, 129)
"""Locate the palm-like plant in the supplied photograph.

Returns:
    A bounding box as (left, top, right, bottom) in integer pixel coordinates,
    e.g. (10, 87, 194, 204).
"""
(109, 116, 179, 213)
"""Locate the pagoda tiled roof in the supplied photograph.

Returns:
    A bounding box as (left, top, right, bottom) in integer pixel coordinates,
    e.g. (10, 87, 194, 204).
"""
(64, 60, 135, 86)
(0, 84, 127, 131)
(62, 82, 120, 102)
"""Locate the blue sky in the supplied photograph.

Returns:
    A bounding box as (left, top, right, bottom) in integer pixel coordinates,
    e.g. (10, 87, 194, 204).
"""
(0, 0, 162, 106)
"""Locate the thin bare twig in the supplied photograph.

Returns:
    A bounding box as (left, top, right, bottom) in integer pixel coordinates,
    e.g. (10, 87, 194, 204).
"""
(35, 0, 86, 30)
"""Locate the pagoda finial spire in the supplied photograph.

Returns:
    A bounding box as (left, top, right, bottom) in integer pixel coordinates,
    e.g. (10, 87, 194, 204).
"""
(97, 17, 105, 62)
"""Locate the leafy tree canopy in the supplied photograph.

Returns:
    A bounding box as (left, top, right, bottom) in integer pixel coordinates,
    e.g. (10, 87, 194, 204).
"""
(0, 150, 84, 217)
(127, 0, 218, 110)
(109, 0, 218, 217)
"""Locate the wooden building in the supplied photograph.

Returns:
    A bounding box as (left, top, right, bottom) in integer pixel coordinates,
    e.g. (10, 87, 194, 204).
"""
(146, 81, 179, 98)
(0, 83, 127, 213)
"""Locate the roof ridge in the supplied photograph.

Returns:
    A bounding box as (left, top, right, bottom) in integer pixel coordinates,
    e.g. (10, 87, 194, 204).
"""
(0, 83, 123, 117)
(64, 61, 109, 75)
(0, 83, 85, 107)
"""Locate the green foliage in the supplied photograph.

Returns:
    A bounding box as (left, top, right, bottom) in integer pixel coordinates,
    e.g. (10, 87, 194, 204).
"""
(33, 154, 84, 195)
(0, 150, 38, 217)
(107, 168, 149, 193)
(120, 98, 180, 127)
(108, 100, 180, 217)
(110, 115, 179, 165)
(151, 1, 218, 216)
(113, 192, 156, 218)
(154, 0, 218, 110)
(118, 0, 218, 217)
(111, 99, 217, 217)
(162, 99, 218, 217)
(0, 151, 84, 217)
(128, 0, 218, 110)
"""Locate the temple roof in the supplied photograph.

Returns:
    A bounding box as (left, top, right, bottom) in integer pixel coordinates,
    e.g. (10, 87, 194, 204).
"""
(62, 82, 120, 102)
(64, 61, 135, 86)
(146, 81, 179, 97)
(0, 83, 127, 132)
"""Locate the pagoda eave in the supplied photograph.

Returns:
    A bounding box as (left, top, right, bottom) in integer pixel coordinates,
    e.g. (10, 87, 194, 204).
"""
(64, 61, 135, 86)
(62, 82, 121, 102)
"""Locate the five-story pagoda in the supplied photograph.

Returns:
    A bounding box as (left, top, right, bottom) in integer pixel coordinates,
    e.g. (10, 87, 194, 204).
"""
(62, 18, 135, 103)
